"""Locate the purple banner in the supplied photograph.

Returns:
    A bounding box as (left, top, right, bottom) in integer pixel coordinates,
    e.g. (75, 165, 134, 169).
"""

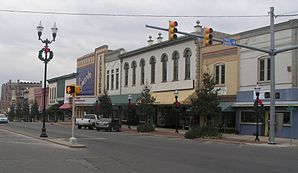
(77, 64, 94, 95)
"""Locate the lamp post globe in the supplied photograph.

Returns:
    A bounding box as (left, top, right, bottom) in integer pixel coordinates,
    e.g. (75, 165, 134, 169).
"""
(37, 21, 58, 138)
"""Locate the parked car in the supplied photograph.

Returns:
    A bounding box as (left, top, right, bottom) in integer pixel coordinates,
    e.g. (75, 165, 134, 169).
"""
(0, 114, 8, 123)
(95, 118, 121, 132)
(75, 114, 101, 130)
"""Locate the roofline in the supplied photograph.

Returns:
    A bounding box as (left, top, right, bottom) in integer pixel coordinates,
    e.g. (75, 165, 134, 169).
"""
(233, 19, 298, 38)
(119, 35, 196, 58)
(48, 73, 79, 83)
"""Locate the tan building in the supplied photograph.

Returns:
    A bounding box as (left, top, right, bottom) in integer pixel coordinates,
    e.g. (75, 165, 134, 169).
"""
(200, 37, 240, 131)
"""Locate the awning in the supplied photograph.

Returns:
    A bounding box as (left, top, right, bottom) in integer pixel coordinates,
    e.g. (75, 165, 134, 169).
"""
(152, 90, 194, 105)
(232, 101, 298, 108)
(59, 103, 71, 110)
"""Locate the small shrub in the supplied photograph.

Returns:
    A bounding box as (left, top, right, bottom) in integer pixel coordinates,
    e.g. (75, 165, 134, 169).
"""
(137, 123, 155, 132)
(184, 127, 222, 139)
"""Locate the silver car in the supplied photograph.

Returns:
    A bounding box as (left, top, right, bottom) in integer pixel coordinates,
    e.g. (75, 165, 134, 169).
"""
(0, 114, 8, 123)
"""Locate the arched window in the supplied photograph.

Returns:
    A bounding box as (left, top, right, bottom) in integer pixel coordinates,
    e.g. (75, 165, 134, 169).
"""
(172, 51, 179, 81)
(150, 56, 156, 84)
(131, 61, 137, 85)
(161, 54, 168, 82)
(140, 59, 146, 85)
(124, 63, 129, 87)
(184, 48, 192, 80)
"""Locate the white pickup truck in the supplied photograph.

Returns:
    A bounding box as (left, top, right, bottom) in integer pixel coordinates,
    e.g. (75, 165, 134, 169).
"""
(75, 114, 101, 130)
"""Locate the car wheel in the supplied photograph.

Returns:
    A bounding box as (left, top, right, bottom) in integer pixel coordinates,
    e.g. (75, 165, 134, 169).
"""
(78, 125, 82, 129)
(96, 128, 100, 131)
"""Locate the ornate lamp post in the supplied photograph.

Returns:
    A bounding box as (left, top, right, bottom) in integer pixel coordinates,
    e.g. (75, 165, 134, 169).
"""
(254, 84, 261, 142)
(174, 89, 180, 133)
(37, 21, 58, 138)
(128, 94, 132, 129)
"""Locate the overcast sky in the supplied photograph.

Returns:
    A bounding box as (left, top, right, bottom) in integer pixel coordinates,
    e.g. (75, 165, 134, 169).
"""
(0, 0, 297, 90)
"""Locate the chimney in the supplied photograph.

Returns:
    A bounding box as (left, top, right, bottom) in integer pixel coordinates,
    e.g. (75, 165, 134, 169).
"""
(157, 33, 163, 43)
(147, 35, 153, 46)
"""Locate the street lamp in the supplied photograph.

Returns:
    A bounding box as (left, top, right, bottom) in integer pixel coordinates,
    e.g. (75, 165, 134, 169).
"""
(37, 21, 58, 138)
(128, 94, 132, 129)
(254, 84, 261, 142)
(174, 89, 180, 133)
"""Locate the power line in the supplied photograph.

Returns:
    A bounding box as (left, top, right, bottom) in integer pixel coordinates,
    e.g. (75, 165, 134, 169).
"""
(0, 9, 269, 18)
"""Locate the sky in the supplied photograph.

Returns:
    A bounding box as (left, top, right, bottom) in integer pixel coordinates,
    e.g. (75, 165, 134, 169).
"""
(0, 0, 297, 90)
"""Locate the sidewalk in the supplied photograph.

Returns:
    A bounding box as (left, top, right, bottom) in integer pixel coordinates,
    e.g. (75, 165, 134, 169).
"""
(121, 125, 298, 147)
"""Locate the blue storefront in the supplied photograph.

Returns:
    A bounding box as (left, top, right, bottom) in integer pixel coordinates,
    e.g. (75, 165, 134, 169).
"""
(233, 88, 298, 139)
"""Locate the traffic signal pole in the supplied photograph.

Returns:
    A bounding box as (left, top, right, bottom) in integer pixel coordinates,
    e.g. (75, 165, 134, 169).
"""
(146, 7, 298, 144)
(69, 93, 77, 145)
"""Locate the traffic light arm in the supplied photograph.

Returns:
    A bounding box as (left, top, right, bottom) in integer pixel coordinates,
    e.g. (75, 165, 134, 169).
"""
(145, 24, 271, 54)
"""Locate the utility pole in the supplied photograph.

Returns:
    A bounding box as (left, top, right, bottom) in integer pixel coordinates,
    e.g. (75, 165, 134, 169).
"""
(146, 7, 298, 144)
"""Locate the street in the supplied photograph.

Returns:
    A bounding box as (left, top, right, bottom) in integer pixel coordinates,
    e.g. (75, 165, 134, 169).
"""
(1, 122, 298, 173)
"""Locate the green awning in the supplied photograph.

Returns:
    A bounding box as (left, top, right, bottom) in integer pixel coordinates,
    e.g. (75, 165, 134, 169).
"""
(110, 94, 141, 105)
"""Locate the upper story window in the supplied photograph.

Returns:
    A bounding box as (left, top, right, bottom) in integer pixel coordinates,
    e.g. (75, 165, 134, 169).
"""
(124, 63, 129, 87)
(161, 53, 168, 82)
(150, 56, 156, 84)
(116, 68, 119, 89)
(106, 70, 110, 90)
(259, 56, 271, 82)
(111, 69, 114, 90)
(140, 59, 146, 85)
(131, 61, 137, 86)
(172, 51, 179, 81)
(215, 63, 225, 85)
(184, 48, 191, 80)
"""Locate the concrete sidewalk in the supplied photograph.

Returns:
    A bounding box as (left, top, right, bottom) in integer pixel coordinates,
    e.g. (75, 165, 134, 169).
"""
(121, 125, 298, 147)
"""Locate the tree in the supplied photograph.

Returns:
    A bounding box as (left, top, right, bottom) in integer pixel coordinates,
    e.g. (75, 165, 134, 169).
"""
(30, 101, 40, 121)
(191, 72, 221, 127)
(22, 101, 30, 121)
(8, 104, 15, 121)
(15, 103, 22, 121)
(135, 84, 156, 124)
(94, 90, 113, 118)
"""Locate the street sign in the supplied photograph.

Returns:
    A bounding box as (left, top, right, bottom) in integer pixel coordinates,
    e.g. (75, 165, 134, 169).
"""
(223, 37, 237, 46)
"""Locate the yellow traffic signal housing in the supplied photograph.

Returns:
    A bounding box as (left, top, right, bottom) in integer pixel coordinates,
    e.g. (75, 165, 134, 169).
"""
(66, 85, 75, 94)
(168, 20, 178, 41)
(203, 27, 213, 46)
(75, 86, 81, 94)
(66, 85, 81, 94)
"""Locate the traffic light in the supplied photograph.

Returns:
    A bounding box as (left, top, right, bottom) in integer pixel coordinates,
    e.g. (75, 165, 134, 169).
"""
(75, 86, 81, 94)
(66, 85, 81, 94)
(168, 20, 178, 41)
(66, 85, 75, 94)
(203, 27, 213, 46)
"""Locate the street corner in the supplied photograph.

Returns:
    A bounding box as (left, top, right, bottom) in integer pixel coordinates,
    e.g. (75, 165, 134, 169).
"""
(43, 138, 86, 148)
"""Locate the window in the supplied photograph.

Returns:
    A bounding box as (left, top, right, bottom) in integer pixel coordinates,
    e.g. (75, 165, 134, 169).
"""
(161, 54, 168, 82)
(111, 69, 114, 90)
(150, 56, 156, 84)
(124, 63, 129, 87)
(184, 48, 191, 80)
(259, 57, 270, 82)
(241, 111, 257, 123)
(131, 61, 137, 85)
(106, 70, 110, 90)
(283, 112, 291, 125)
(215, 63, 225, 85)
(116, 68, 119, 89)
(172, 51, 179, 81)
(140, 59, 145, 85)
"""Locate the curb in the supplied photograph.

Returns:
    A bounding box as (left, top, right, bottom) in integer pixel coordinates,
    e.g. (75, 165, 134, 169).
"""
(1, 127, 86, 148)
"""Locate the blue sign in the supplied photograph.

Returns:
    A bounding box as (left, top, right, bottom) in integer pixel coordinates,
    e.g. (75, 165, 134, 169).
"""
(77, 64, 95, 95)
(223, 38, 237, 46)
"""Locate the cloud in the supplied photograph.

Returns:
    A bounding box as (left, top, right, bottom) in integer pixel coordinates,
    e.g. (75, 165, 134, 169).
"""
(0, 0, 297, 90)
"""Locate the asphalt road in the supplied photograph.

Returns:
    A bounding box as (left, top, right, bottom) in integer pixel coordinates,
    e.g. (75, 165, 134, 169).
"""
(1, 122, 298, 173)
